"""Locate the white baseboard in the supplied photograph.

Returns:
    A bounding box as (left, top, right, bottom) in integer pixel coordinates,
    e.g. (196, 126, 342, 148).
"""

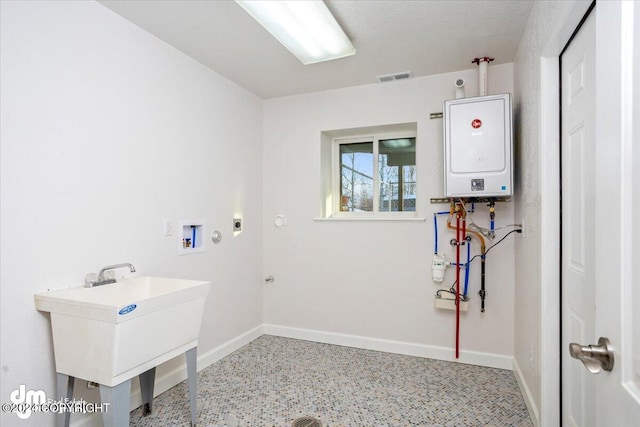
(70, 324, 264, 427)
(263, 324, 513, 370)
(513, 357, 540, 427)
(195, 325, 264, 373)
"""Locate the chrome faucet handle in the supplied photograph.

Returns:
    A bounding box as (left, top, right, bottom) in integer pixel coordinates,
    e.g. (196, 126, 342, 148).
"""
(84, 273, 99, 287)
(88, 263, 136, 287)
(97, 263, 136, 280)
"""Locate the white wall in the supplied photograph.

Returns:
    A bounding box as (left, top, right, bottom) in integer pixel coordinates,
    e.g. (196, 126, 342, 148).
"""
(0, 1, 263, 425)
(513, 1, 593, 425)
(262, 64, 517, 365)
(512, 2, 558, 419)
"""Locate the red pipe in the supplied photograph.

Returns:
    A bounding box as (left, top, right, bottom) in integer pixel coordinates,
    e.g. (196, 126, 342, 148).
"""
(455, 211, 461, 359)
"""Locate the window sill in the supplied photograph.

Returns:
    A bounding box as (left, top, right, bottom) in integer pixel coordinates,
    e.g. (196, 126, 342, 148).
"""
(313, 216, 426, 222)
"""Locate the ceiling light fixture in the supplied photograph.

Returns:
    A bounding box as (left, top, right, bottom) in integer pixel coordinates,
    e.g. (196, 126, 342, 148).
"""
(381, 138, 414, 149)
(235, 0, 356, 65)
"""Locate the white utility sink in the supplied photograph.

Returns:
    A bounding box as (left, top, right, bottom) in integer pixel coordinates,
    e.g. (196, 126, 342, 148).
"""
(35, 276, 210, 387)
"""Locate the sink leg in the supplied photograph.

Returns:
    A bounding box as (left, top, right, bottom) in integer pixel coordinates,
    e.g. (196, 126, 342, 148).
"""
(139, 367, 156, 416)
(55, 373, 74, 427)
(99, 379, 131, 427)
(186, 347, 197, 427)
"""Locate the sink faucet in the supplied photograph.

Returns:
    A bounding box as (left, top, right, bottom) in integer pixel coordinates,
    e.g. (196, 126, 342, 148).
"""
(86, 263, 136, 287)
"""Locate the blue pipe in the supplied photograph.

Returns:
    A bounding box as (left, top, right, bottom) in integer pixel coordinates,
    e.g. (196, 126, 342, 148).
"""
(489, 201, 495, 232)
(448, 262, 467, 267)
(463, 238, 471, 296)
(433, 214, 437, 254)
(433, 211, 450, 254)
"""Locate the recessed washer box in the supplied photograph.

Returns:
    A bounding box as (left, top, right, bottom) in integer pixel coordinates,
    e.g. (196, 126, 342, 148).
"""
(178, 219, 205, 255)
(443, 93, 513, 197)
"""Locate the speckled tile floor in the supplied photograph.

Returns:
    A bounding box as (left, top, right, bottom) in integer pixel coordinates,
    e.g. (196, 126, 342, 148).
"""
(129, 335, 533, 427)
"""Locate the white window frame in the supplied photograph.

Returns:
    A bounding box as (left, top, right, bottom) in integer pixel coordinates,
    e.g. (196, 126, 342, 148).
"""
(332, 130, 417, 218)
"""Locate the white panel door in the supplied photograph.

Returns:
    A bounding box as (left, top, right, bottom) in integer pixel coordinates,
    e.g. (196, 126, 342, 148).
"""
(593, 1, 640, 425)
(562, 2, 640, 425)
(561, 9, 596, 427)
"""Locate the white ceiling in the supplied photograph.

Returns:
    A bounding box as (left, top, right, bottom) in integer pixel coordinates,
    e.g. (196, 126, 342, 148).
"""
(98, 0, 534, 99)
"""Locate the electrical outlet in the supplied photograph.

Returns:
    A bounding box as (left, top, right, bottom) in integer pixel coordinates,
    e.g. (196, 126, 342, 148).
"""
(163, 219, 173, 236)
(529, 344, 534, 369)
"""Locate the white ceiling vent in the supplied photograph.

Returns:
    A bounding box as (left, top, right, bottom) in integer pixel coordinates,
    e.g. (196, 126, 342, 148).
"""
(376, 71, 412, 83)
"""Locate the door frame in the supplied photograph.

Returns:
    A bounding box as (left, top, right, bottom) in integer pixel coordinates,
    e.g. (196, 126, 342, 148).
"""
(538, 1, 593, 426)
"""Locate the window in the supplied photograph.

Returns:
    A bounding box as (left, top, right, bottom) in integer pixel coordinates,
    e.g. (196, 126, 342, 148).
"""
(334, 132, 417, 216)
(378, 138, 417, 212)
(319, 122, 418, 219)
(339, 140, 374, 211)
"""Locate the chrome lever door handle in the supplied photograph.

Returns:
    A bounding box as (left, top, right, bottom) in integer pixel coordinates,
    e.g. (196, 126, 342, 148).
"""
(569, 337, 614, 374)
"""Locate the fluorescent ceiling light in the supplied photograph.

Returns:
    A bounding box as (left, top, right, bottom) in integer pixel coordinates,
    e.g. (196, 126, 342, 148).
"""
(381, 138, 415, 149)
(235, 0, 356, 65)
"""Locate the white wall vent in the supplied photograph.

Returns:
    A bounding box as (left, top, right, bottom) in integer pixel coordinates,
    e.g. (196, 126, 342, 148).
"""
(377, 71, 412, 83)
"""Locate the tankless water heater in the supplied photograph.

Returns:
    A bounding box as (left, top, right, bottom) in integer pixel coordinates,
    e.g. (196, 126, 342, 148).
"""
(443, 93, 513, 197)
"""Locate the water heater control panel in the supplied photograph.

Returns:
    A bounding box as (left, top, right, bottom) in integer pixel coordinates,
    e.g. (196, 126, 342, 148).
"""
(443, 93, 513, 197)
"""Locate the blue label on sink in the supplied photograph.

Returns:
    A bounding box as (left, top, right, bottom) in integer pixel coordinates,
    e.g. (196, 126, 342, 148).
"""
(118, 304, 137, 315)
